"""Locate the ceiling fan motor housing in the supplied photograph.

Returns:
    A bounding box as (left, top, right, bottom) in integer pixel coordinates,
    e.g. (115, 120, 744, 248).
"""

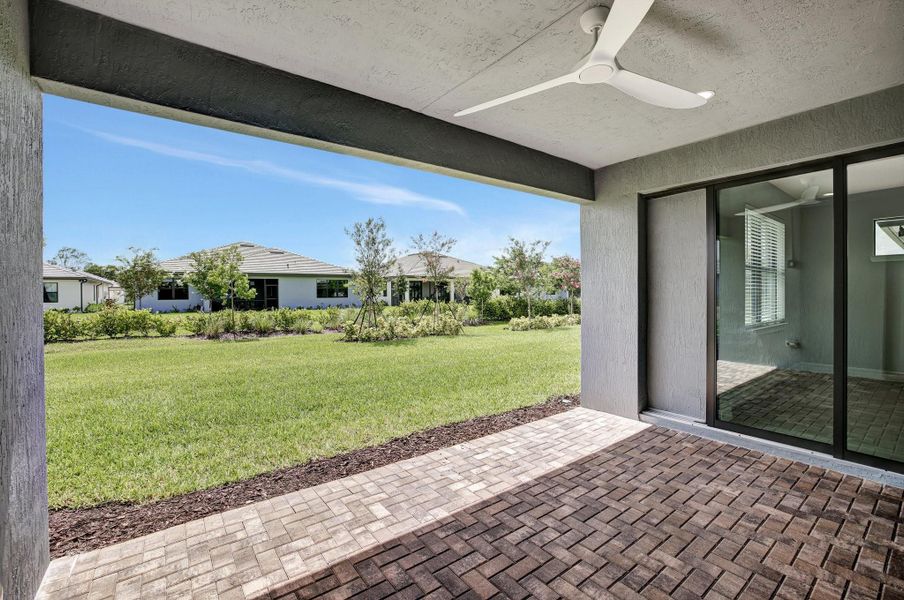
(580, 5, 611, 34)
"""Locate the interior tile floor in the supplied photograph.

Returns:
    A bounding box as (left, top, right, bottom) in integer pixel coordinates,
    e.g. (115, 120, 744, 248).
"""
(718, 361, 904, 462)
(39, 407, 904, 599)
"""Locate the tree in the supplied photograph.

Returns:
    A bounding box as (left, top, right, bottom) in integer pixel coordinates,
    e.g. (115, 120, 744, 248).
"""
(84, 263, 120, 282)
(468, 268, 496, 321)
(50, 246, 90, 271)
(547, 255, 581, 314)
(184, 245, 256, 333)
(393, 263, 409, 306)
(346, 218, 397, 334)
(115, 247, 169, 308)
(410, 231, 456, 324)
(494, 238, 550, 319)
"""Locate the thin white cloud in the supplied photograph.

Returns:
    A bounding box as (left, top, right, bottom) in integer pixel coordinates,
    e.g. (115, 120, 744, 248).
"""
(87, 130, 466, 216)
(449, 213, 580, 266)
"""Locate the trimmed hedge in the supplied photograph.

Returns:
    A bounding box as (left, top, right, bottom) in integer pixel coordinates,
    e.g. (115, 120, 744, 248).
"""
(43, 308, 178, 343)
(509, 314, 581, 331)
(342, 314, 464, 342)
(483, 296, 579, 321)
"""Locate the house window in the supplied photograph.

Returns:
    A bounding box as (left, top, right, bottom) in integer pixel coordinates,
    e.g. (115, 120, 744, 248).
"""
(238, 278, 279, 310)
(874, 216, 904, 258)
(408, 280, 423, 301)
(744, 209, 786, 326)
(158, 280, 189, 301)
(43, 282, 58, 303)
(316, 279, 348, 298)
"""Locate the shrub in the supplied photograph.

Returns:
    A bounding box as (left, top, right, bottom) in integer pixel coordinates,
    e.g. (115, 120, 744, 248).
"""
(185, 313, 225, 339)
(43, 310, 84, 343)
(248, 312, 276, 335)
(323, 306, 342, 329)
(203, 314, 226, 338)
(185, 313, 208, 336)
(153, 315, 178, 337)
(273, 308, 297, 333)
(128, 309, 155, 336)
(509, 314, 580, 331)
(343, 312, 463, 342)
(84, 303, 104, 313)
(91, 307, 130, 338)
(484, 296, 580, 321)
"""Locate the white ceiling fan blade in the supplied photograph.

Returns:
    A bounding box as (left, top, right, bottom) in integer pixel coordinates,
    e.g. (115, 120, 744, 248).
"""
(454, 73, 577, 117)
(606, 69, 708, 109)
(589, 0, 655, 63)
(735, 200, 805, 216)
(799, 185, 819, 202)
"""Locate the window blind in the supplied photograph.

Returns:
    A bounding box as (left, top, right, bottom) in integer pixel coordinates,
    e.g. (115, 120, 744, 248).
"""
(744, 209, 786, 326)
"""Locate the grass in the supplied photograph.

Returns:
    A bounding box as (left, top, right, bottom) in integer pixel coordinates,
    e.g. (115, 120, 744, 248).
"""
(45, 324, 580, 508)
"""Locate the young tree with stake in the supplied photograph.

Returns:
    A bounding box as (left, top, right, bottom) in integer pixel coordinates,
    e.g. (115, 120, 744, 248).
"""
(410, 232, 456, 324)
(346, 218, 396, 334)
(468, 268, 496, 322)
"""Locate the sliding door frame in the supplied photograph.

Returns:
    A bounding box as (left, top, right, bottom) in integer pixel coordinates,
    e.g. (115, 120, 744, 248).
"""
(639, 140, 904, 473)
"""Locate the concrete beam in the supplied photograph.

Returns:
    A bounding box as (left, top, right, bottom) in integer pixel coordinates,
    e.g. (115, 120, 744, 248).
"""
(28, 0, 595, 203)
(1, 0, 49, 597)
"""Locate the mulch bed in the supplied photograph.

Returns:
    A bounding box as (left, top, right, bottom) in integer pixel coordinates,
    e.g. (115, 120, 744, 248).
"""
(49, 395, 579, 558)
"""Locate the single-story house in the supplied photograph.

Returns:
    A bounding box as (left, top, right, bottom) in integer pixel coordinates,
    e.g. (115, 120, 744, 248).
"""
(388, 253, 485, 305)
(139, 242, 361, 312)
(42, 263, 118, 311)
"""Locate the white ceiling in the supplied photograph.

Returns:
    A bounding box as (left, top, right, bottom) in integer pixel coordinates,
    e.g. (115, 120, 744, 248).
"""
(60, 0, 904, 169)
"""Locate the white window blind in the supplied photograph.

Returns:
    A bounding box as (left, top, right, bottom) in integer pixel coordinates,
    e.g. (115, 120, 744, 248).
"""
(745, 209, 786, 326)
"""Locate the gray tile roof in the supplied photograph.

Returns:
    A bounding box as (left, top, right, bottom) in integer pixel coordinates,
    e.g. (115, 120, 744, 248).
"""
(43, 263, 118, 285)
(159, 242, 351, 276)
(393, 253, 485, 278)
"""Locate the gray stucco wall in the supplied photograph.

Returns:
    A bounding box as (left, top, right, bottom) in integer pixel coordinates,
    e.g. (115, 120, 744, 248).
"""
(0, 0, 49, 597)
(581, 85, 904, 419)
(646, 190, 707, 419)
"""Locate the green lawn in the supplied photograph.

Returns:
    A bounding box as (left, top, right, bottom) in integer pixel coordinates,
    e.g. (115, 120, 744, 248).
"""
(45, 324, 580, 508)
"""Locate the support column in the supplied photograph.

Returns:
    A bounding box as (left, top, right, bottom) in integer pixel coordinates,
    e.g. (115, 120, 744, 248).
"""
(1, 0, 49, 597)
(449, 281, 455, 302)
(385, 279, 392, 306)
(404, 285, 410, 303)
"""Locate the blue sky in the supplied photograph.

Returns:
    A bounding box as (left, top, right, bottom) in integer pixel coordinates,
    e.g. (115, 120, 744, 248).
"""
(43, 95, 579, 268)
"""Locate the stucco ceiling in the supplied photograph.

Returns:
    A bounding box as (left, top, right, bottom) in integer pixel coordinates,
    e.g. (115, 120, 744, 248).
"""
(59, 0, 904, 169)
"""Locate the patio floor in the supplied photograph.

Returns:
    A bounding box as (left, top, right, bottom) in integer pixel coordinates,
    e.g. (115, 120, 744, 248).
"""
(39, 408, 903, 599)
(717, 360, 904, 461)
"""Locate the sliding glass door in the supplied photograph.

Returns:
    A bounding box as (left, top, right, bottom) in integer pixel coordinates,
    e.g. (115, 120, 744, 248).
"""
(714, 168, 835, 450)
(846, 154, 904, 464)
(707, 144, 904, 472)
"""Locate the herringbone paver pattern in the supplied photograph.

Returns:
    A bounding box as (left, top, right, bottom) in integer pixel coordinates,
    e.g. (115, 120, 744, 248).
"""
(271, 427, 904, 600)
(37, 409, 648, 599)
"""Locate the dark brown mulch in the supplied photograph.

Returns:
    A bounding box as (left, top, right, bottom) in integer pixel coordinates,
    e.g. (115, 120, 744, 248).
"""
(49, 395, 579, 558)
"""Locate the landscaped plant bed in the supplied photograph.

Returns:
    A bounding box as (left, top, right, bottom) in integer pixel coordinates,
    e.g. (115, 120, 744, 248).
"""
(48, 394, 579, 558)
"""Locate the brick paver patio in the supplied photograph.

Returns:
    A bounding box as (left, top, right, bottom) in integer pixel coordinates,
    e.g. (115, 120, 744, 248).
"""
(39, 408, 904, 599)
(717, 360, 904, 461)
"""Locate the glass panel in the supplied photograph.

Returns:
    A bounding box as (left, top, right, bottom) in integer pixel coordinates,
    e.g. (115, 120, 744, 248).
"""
(846, 154, 904, 463)
(716, 169, 834, 445)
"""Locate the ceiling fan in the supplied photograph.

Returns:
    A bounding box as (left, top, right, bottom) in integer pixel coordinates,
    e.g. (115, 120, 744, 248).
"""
(454, 0, 713, 117)
(736, 185, 824, 216)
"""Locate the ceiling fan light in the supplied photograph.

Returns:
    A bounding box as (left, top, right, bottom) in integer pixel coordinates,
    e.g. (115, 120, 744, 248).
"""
(697, 90, 715, 100)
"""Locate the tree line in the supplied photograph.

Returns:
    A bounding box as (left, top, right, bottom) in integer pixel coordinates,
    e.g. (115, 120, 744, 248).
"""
(45, 224, 580, 324)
